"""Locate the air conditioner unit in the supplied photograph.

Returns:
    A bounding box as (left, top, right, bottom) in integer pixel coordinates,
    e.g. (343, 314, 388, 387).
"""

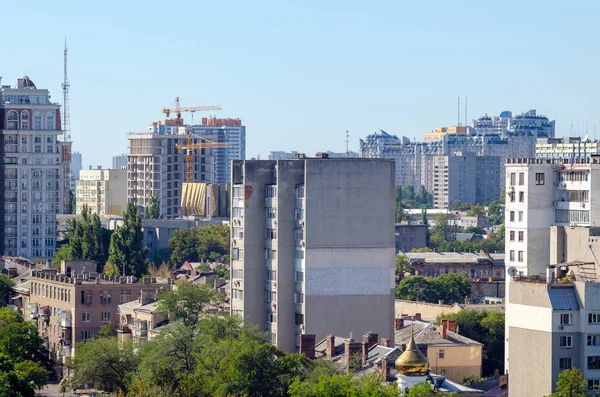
(271, 303, 277, 310)
(272, 282, 277, 288)
(559, 325, 564, 330)
(300, 240, 305, 247)
(299, 221, 305, 227)
(274, 220, 277, 226)
(232, 239, 237, 246)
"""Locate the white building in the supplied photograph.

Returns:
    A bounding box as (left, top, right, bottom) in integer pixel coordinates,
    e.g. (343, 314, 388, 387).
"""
(536, 137, 600, 160)
(112, 154, 127, 170)
(1, 76, 71, 260)
(230, 158, 396, 353)
(76, 168, 127, 216)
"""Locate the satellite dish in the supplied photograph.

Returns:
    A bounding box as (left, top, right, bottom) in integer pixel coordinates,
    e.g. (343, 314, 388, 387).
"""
(507, 267, 518, 277)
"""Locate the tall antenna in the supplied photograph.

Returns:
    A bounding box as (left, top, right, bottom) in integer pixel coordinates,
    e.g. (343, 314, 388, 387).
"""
(457, 95, 461, 126)
(345, 130, 350, 157)
(62, 37, 71, 142)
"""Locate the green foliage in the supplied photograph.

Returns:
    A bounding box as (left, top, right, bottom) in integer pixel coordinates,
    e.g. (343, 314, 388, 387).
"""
(150, 248, 172, 267)
(395, 274, 471, 304)
(156, 282, 224, 326)
(107, 203, 148, 277)
(61, 205, 106, 269)
(0, 275, 14, 307)
(396, 202, 408, 223)
(289, 373, 400, 397)
(551, 368, 587, 397)
(0, 308, 51, 395)
(169, 224, 230, 265)
(395, 254, 413, 278)
(145, 196, 161, 220)
(69, 189, 76, 215)
(462, 374, 488, 386)
(53, 244, 72, 268)
(69, 336, 139, 393)
(396, 185, 433, 209)
(405, 382, 455, 396)
(437, 310, 505, 376)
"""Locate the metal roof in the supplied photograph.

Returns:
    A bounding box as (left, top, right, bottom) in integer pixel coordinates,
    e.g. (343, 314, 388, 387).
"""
(548, 286, 579, 310)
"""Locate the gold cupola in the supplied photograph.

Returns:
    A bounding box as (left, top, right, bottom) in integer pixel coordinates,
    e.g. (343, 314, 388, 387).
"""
(395, 328, 429, 376)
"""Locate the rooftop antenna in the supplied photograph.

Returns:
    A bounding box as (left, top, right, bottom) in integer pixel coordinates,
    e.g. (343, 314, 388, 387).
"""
(457, 95, 461, 127)
(62, 37, 71, 142)
(345, 130, 350, 157)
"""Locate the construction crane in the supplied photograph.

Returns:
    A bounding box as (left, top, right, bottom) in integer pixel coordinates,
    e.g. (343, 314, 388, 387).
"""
(162, 96, 221, 120)
(176, 132, 229, 183)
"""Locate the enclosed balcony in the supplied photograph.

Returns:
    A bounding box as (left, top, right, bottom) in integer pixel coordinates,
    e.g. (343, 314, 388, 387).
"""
(60, 310, 72, 328)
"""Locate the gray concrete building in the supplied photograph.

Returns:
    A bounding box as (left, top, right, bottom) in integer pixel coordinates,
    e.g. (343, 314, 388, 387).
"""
(395, 224, 427, 253)
(230, 157, 396, 353)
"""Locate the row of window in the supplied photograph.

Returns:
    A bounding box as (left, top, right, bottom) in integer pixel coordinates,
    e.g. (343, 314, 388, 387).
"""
(557, 171, 590, 182)
(556, 313, 600, 325)
(508, 191, 525, 203)
(508, 250, 524, 262)
(81, 312, 111, 323)
(80, 290, 131, 305)
(508, 172, 546, 186)
(556, 209, 590, 224)
(509, 231, 525, 242)
(232, 184, 305, 200)
(509, 211, 524, 222)
(5, 110, 56, 130)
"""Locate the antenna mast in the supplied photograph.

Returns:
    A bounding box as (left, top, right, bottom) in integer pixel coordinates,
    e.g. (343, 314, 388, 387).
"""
(345, 130, 349, 157)
(62, 38, 71, 142)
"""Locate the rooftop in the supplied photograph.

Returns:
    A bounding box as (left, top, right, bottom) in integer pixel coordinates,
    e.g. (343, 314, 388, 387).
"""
(30, 270, 172, 286)
(395, 320, 483, 347)
(404, 252, 504, 265)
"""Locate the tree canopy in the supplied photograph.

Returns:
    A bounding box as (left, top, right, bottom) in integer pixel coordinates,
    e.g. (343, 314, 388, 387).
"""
(396, 274, 471, 304)
(106, 203, 147, 277)
(0, 275, 14, 307)
(168, 223, 230, 265)
(156, 282, 224, 327)
(145, 196, 160, 220)
(58, 205, 107, 270)
(551, 368, 586, 397)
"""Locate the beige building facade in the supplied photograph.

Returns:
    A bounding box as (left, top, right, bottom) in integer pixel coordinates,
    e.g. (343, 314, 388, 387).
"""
(76, 168, 127, 215)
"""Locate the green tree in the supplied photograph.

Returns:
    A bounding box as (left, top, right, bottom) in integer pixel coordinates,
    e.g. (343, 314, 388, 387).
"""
(169, 228, 200, 265)
(289, 373, 400, 397)
(53, 244, 72, 268)
(395, 276, 436, 302)
(405, 382, 455, 396)
(435, 273, 471, 304)
(107, 203, 148, 277)
(145, 196, 160, 220)
(197, 223, 230, 262)
(61, 205, 106, 268)
(69, 336, 139, 394)
(551, 368, 586, 397)
(156, 282, 224, 327)
(395, 254, 413, 279)
(396, 202, 408, 223)
(0, 275, 14, 306)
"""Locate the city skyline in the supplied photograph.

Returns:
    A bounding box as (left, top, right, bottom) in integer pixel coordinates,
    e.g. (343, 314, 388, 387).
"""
(2, 1, 600, 168)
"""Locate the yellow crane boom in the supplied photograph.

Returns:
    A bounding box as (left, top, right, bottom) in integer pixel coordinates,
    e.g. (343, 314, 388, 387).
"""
(162, 96, 221, 119)
(175, 132, 230, 183)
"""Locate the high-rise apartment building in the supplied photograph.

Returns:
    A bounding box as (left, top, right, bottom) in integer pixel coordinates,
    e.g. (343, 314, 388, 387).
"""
(0, 76, 70, 260)
(269, 151, 359, 160)
(536, 137, 600, 160)
(70, 151, 82, 192)
(230, 157, 396, 353)
(112, 154, 127, 170)
(127, 120, 215, 218)
(473, 109, 555, 138)
(76, 168, 127, 215)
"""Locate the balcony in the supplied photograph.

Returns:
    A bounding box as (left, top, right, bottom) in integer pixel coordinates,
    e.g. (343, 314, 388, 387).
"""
(60, 310, 72, 328)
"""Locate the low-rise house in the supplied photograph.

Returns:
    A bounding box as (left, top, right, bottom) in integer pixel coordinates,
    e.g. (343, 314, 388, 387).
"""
(405, 251, 504, 279)
(395, 224, 428, 253)
(395, 318, 483, 384)
(117, 291, 168, 344)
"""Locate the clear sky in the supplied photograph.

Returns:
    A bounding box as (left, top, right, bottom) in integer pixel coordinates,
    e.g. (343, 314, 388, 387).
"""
(2, 0, 600, 168)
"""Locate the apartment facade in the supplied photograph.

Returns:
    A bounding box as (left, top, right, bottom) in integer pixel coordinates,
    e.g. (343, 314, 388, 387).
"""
(0, 76, 71, 260)
(76, 168, 127, 215)
(230, 158, 396, 353)
(25, 269, 171, 368)
(395, 223, 427, 253)
(127, 120, 215, 218)
(112, 153, 127, 170)
(536, 137, 600, 160)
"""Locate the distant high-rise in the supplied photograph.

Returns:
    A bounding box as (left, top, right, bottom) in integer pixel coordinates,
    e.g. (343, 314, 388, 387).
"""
(112, 154, 127, 170)
(1, 76, 70, 260)
(76, 168, 127, 216)
(70, 151, 82, 192)
(268, 150, 359, 160)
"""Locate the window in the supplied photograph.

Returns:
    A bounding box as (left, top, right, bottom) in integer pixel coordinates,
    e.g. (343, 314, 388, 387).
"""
(232, 248, 244, 260)
(536, 173, 545, 185)
(233, 186, 244, 198)
(509, 250, 514, 261)
(556, 209, 590, 224)
(232, 269, 244, 279)
(295, 271, 304, 282)
(265, 185, 277, 198)
(266, 207, 277, 219)
(518, 211, 524, 222)
(295, 312, 304, 325)
(438, 349, 445, 359)
(101, 312, 111, 323)
(100, 290, 111, 305)
(589, 313, 600, 324)
(518, 172, 524, 185)
(294, 291, 304, 304)
(20, 110, 29, 130)
(561, 314, 573, 326)
(295, 250, 305, 260)
(560, 336, 573, 348)
(268, 332, 277, 344)
(81, 330, 92, 341)
(510, 211, 515, 222)
(232, 207, 244, 218)
(266, 228, 277, 240)
(509, 191, 515, 202)
(233, 227, 244, 239)
(295, 228, 304, 241)
(560, 357, 573, 370)
(589, 356, 600, 370)
(519, 192, 524, 202)
(81, 291, 92, 304)
(265, 269, 277, 281)
(81, 312, 91, 322)
(518, 231, 524, 242)
(232, 289, 243, 300)
(588, 335, 600, 346)
(295, 208, 305, 220)
(510, 173, 516, 186)
(265, 249, 277, 260)
(509, 231, 515, 242)
(119, 290, 131, 303)
(518, 251, 524, 262)
(45, 111, 55, 130)
(264, 290, 276, 302)
(589, 379, 600, 391)
(266, 311, 277, 323)
(296, 185, 305, 199)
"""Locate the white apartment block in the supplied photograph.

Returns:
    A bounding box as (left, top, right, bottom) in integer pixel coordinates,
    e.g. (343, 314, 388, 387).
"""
(112, 154, 127, 170)
(230, 157, 396, 353)
(536, 137, 600, 160)
(127, 120, 215, 219)
(1, 76, 70, 260)
(76, 168, 127, 216)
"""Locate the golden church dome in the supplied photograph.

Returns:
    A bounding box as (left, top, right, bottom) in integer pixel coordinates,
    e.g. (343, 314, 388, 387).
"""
(395, 330, 429, 376)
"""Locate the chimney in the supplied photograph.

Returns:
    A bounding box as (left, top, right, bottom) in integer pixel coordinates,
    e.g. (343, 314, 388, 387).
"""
(381, 357, 392, 381)
(395, 318, 404, 330)
(361, 342, 368, 366)
(344, 339, 363, 371)
(140, 290, 155, 305)
(363, 332, 378, 349)
(299, 334, 315, 359)
(440, 323, 447, 339)
(381, 338, 391, 347)
(415, 313, 422, 321)
(326, 335, 335, 358)
(447, 320, 457, 333)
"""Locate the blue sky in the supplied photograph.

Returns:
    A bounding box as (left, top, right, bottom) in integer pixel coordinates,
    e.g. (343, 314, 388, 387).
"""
(2, 0, 600, 167)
